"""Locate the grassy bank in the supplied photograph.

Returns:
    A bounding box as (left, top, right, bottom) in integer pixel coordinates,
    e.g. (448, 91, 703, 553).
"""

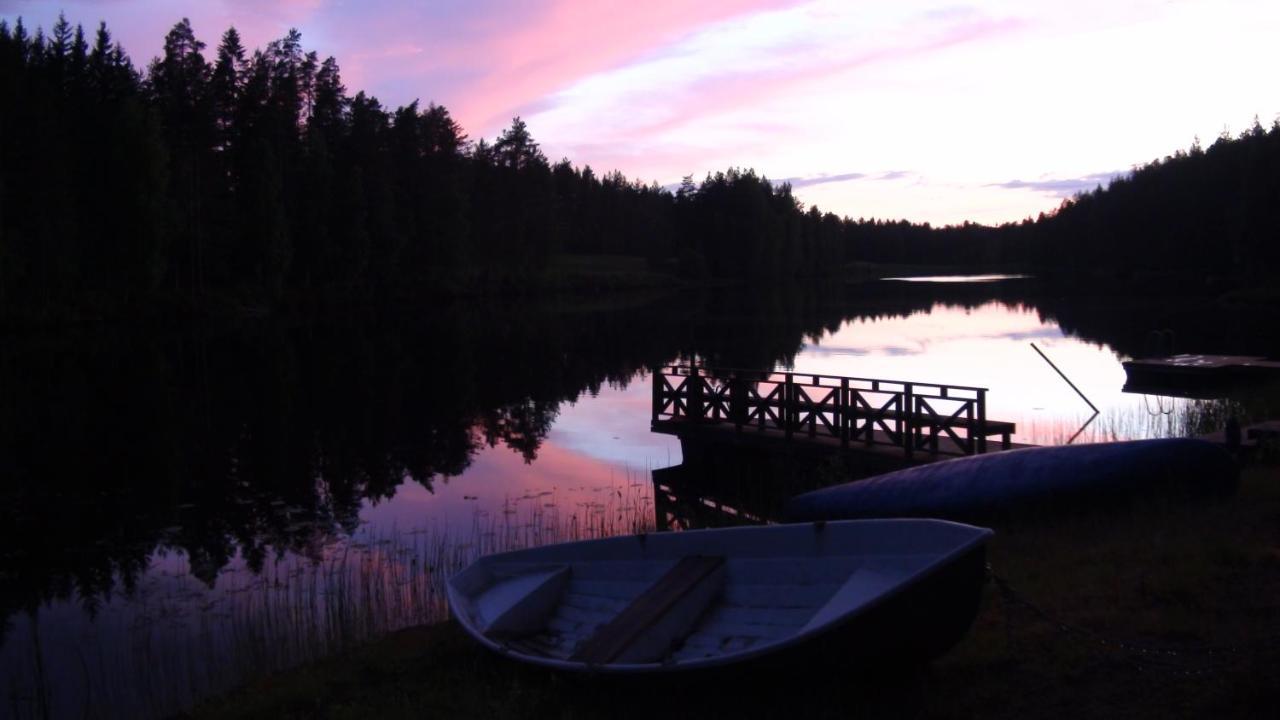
(192, 463, 1280, 719)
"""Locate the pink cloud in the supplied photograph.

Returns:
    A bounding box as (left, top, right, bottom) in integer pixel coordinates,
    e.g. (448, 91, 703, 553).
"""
(548, 13, 1029, 180)
(356, 0, 800, 135)
(633, 15, 1025, 147)
(5, 1, 793, 134)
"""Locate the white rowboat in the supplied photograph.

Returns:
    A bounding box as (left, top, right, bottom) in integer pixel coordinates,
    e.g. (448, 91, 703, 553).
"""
(447, 519, 992, 674)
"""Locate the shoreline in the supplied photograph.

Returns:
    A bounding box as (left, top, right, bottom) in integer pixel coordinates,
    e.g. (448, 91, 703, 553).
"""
(192, 462, 1280, 719)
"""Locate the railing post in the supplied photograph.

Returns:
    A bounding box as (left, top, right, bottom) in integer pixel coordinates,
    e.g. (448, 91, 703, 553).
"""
(902, 383, 914, 459)
(759, 372, 769, 431)
(730, 375, 744, 433)
(690, 366, 704, 422)
(930, 403, 939, 453)
(807, 377, 818, 438)
(784, 373, 794, 441)
(977, 388, 988, 454)
(840, 378, 850, 448)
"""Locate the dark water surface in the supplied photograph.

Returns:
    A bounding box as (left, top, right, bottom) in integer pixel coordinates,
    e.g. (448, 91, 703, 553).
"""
(2, 280, 1275, 718)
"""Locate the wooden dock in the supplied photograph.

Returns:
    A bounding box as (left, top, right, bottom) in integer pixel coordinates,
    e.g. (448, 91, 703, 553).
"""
(651, 366, 1022, 462)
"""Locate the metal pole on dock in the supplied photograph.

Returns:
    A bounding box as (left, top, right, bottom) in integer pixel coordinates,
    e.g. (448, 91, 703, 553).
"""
(1030, 342, 1099, 414)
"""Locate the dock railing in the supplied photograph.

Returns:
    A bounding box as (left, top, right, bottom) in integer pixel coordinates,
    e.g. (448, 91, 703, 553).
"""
(652, 365, 997, 457)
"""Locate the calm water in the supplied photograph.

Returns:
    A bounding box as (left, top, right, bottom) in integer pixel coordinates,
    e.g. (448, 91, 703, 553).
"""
(1, 280, 1270, 718)
(880, 274, 1032, 283)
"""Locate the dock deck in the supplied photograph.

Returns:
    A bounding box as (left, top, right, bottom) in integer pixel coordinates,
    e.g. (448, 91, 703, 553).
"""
(653, 416, 1034, 464)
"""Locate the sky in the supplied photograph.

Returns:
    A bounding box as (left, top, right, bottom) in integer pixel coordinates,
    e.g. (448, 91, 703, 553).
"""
(4, 0, 1279, 225)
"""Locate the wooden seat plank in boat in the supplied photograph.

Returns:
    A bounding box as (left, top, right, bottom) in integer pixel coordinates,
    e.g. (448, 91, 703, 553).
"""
(570, 555, 726, 665)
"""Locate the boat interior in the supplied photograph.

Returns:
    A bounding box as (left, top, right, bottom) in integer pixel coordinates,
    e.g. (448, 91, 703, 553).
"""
(451, 552, 929, 666)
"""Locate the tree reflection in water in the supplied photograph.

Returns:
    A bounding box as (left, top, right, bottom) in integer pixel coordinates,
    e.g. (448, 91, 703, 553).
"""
(3, 281, 1277, 717)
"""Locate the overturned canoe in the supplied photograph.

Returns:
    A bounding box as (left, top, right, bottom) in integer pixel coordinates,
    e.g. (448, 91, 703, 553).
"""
(447, 519, 992, 674)
(785, 438, 1238, 524)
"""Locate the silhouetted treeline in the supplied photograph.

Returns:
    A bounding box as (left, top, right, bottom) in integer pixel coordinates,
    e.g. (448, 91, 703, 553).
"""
(0, 17, 869, 323)
(4, 15, 1278, 325)
(1015, 122, 1280, 286)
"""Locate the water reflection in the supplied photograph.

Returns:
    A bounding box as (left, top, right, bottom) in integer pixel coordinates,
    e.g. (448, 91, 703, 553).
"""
(786, 301, 1199, 446)
(881, 274, 1032, 283)
(2, 283, 1276, 718)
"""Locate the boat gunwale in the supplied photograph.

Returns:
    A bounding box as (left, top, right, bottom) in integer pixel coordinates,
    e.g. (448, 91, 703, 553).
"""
(446, 518, 993, 674)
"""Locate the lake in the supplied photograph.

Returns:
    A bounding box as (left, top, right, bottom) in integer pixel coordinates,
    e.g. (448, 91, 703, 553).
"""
(1, 277, 1270, 718)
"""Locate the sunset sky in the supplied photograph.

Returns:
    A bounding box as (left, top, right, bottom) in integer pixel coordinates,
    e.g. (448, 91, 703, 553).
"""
(5, 0, 1278, 225)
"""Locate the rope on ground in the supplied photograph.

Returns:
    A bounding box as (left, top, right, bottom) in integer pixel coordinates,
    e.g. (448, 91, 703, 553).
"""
(985, 563, 1278, 677)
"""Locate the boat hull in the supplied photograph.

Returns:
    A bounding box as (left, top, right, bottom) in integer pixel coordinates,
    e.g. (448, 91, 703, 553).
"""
(784, 438, 1238, 524)
(448, 519, 993, 675)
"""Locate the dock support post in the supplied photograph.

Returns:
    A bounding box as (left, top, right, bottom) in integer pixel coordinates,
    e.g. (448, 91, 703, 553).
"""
(652, 368, 662, 424)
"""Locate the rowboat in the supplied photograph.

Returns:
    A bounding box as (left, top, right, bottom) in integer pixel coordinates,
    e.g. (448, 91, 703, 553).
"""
(785, 438, 1238, 524)
(447, 519, 992, 674)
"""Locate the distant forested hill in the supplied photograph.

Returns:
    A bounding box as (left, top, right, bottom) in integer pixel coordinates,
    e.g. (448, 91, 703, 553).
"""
(1011, 122, 1280, 287)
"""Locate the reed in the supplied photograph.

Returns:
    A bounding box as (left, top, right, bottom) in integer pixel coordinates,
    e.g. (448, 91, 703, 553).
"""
(1018, 396, 1248, 447)
(0, 477, 655, 719)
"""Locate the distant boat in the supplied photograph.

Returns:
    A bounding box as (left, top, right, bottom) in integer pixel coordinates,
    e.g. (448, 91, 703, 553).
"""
(785, 438, 1238, 524)
(447, 519, 992, 674)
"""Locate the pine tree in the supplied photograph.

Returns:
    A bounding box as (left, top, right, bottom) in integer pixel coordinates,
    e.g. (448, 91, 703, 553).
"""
(211, 27, 245, 153)
(88, 22, 113, 92)
(49, 12, 71, 65)
(9, 18, 30, 65)
(310, 56, 346, 138)
(68, 23, 87, 89)
(149, 18, 213, 295)
(494, 117, 545, 170)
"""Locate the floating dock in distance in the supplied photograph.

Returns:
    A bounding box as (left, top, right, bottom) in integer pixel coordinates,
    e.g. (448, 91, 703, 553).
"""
(1122, 354, 1280, 396)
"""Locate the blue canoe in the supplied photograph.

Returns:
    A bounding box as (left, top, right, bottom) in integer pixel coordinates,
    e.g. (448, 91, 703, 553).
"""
(784, 438, 1238, 523)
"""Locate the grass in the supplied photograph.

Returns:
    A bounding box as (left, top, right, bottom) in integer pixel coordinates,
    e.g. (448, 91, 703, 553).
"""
(190, 463, 1280, 720)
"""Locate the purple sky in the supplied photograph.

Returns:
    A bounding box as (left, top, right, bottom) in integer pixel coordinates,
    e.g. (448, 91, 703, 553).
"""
(4, 0, 1278, 224)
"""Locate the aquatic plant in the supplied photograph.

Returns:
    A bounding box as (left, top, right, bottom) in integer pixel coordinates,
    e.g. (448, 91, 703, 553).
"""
(1, 479, 655, 719)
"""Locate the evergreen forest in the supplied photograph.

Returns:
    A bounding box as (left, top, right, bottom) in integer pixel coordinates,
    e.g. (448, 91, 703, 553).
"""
(3, 15, 1279, 324)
